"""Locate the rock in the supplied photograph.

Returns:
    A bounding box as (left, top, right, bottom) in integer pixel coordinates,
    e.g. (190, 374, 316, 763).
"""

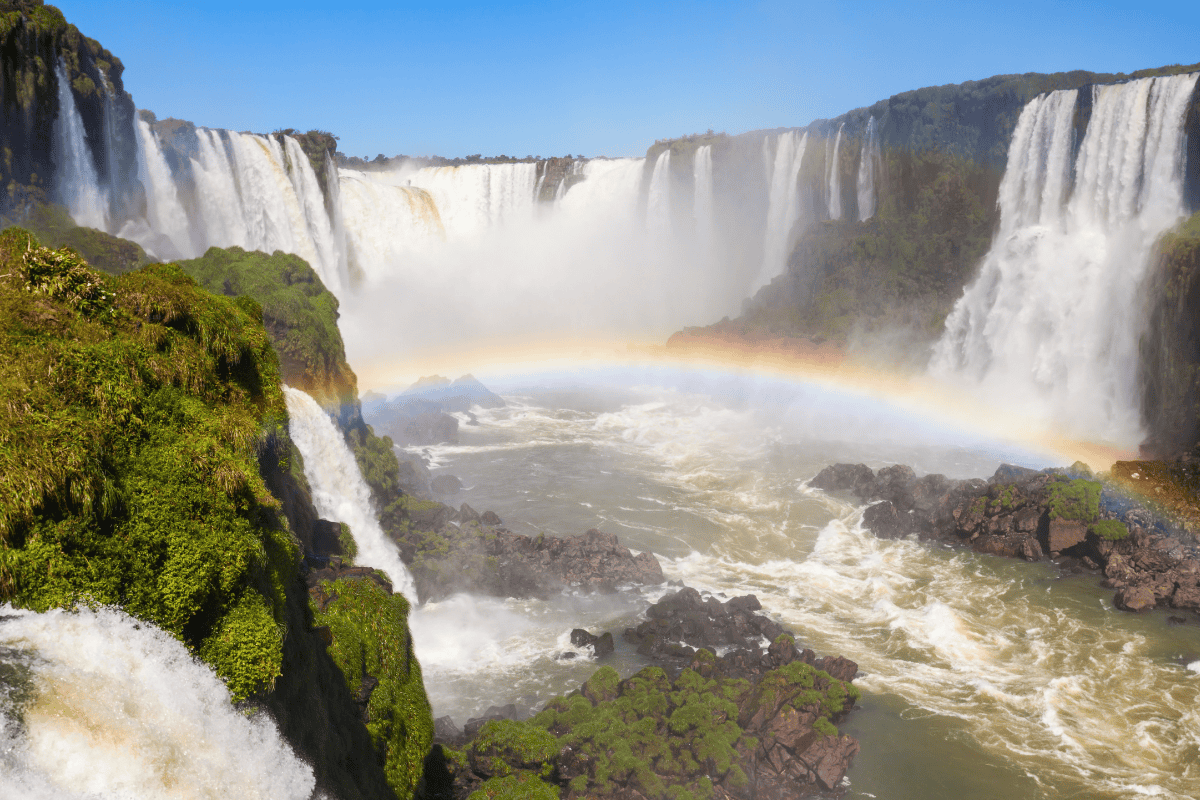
(433, 715, 463, 744)
(991, 463, 1042, 484)
(1172, 581, 1200, 611)
(570, 629, 615, 658)
(626, 586, 784, 665)
(480, 510, 502, 526)
(459, 503, 481, 524)
(1114, 585, 1156, 612)
(863, 500, 914, 538)
(1045, 517, 1088, 553)
(311, 518, 345, 557)
(806, 734, 861, 791)
(1020, 537, 1044, 561)
(431, 474, 463, 495)
(810, 464, 876, 499)
(463, 704, 518, 740)
(355, 674, 379, 721)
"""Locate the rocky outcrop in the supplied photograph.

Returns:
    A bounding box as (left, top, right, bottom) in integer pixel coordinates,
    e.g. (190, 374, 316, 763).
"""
(812, 462, 1200, 616)
(440, 631, 860, 799)
(623, 587, 785, 662)
(364, 374, 506, 447)
(394, 511, 665, 603)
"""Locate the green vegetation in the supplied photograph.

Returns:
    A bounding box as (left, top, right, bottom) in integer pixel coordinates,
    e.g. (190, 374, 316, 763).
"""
(178, 247, 357, 410)
(312, 576, 433, 798)
(1046, 478, 1101, 523)
(469, 719, 559, 779)
(1090, 519, 1130, 541)
(0, 228, 293, 700)
(1, 204, 148, 274)
(468, 773, 560, 800)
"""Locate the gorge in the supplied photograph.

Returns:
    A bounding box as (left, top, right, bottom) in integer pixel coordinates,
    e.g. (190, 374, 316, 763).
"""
(2, 1, 1200, 799)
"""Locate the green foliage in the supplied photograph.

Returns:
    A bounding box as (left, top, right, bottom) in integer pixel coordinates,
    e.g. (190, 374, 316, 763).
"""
(5, 204, 149, 275)
(338, 522, 358, 561)
(467, 773, 560, 800)
(177, 246, 357, 409)
(312, 576, 433, 799)
(469, 719, 559, 779)
(1090, 519, 1130, 541)
(1046, 478, 1101, 523)
(0, 229, 293, 701)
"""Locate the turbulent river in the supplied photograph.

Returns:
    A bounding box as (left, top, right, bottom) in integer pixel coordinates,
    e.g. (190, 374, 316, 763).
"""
(397, 368, 1200, 800)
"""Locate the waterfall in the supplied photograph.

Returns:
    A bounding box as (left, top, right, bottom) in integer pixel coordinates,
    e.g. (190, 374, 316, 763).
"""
(693, 145, 714, 251)
(646, 150, 672, 234)
(324, 151, 352, 288)
(53, 61, 109, 231)
(405, 163, 539, 238)
(930, 72, 1200, 445)
(283, 386, 417, 598)
(337, 169, 445, 283)
(191, 129, 252, 251)
(827, 123, 844, 220)
(856, 116, 879, 221)
(752, 131, 808, 292)
(0, 605, 314, 799)
(134, 117, 193, 258)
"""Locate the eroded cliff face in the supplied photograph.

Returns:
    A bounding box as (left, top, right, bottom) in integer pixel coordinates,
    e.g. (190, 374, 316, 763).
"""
(1140, 212, 1200, 458)
(0, 1, 137, 214)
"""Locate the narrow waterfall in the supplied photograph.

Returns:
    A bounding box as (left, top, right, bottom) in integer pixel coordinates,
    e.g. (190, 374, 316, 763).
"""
(53, 61, 109, 231)
(0, 605, 314, 799)
(646, 150, 672, 234)
(283, 386, 418, 598)
(931, 72, 1200, 444)
(856, 116, 879, 221)
(827, 123, 844, 220)
(324, 151, 352, 288)
(752, 131, 808, 292)
(693, 145, 714, 252)
(134, 117, 193, 258)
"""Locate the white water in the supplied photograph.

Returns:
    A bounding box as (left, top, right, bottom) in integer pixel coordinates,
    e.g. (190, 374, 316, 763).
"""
(693, 144, 714, 254)
(931, 73, 1200, 446)
(133, 118, 192, 258)
(752, 131, 808, 292)
(283, 386, 417, 598)
(389, 372, 1200, 800)
(406, 162, 539, 238)
(857, 116, 879, 221)
(53, 61, 109, 231)
(0, 605, 314, 800)
(646, 150, 672, 235)
(828, 122, 845, 220)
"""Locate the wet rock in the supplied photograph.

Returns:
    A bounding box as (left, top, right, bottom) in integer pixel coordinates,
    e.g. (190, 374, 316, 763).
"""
(431, 474, 463, 495)
(433, 715, 463, 744)
(1045, 517, 1088, 553)
(862, 500, 914, 538)
(1114, 585, 1156, 612)
(1020, 538, 1044, 562)
(458, 502, 481, 524)
(810, 463, 876, 499)
(480, 510, 502, 526)
(625, 587, 784, 665)
(463, 704, 519, 740)
(570, 628, 615, 658)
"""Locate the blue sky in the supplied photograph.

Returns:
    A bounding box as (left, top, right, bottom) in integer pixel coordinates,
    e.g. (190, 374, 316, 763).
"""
(58, 0, 1199, 159)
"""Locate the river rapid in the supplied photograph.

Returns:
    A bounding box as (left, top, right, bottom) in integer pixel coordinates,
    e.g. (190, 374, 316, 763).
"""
(397, 366, 1200, 800)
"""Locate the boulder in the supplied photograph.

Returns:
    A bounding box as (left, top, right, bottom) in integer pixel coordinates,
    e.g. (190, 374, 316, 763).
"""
(1114, 585, 1156, 612)
(1045, 517, 1088, 553)
(862, 500, 914, 538)
(431, 474, 463, 495)
(570, 628, 615, 658)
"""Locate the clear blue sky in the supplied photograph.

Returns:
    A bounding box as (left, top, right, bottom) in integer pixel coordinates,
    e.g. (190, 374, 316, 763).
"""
(57, 0, 1199, 159)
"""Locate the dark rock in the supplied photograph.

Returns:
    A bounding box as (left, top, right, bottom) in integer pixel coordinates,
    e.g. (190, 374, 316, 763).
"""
(433, 715, 462, 744)
(430, 474, 463, 495)
(355, 674, 379, 721)
(991, 463, 1042, 484)
(626, 586, 785, 668)
(463, 704, 518, 740)
(458, 503, 481, 524)
(570, 628, 615, 658)
(311, 518, 345, 557)
(1020, 538, 1044, 562)
(1045, 517, 1088, 553)
(480, 510, 502, 526)
(863, 500, 914, 538)
(810, 463, 876, 499)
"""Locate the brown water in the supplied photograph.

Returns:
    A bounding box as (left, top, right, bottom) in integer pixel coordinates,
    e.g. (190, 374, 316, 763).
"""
(396, 369, 1200, 800)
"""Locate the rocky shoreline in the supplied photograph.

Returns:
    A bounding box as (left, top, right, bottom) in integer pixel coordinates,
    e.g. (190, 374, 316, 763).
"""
(811, 462, 1200, 616)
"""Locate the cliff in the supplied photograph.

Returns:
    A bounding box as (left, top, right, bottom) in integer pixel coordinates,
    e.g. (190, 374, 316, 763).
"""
(0, 1, 137, 215)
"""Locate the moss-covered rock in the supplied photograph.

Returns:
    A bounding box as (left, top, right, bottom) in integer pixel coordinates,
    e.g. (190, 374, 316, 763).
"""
(311, 575, 434, 799)
(1, 203, 148, 273)
(0, 228, 292, 700)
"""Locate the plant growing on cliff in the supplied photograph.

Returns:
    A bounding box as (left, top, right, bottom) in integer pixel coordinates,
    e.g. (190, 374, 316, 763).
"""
(0, 228, 294, 700)
(312, 576, 433, 798)
(1046, 478, 1101, 523)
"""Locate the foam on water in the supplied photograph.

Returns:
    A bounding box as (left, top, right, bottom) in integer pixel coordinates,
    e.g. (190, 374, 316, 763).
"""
(0, 605, 314, 800)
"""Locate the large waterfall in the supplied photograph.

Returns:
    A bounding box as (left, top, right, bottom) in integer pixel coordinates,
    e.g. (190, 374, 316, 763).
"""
(856, 116, 878, 221)
(0, 605, 315, 799)
(753, 131, 808, 292)
(931, 73, 1200, 445)
(284, 386, 418, 598)
(646, 150, 672, 234)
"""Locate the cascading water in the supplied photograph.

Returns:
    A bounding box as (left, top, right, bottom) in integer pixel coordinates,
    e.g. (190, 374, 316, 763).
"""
(856, 116, 879, 221)
(692, 145, 714, 253)
(53, 61, 109, 231)
(0, 605, 315, 799)
(406, 162, 539, 238)
(646, 150, 672, 234)
(337, 169, 445, 283)
(827, 122, 844, 220)
(133, 117, 193, 258)
(283, 386, 417, 598)
(752, 131, 808, 292)
(930, 72, 1199, 445)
